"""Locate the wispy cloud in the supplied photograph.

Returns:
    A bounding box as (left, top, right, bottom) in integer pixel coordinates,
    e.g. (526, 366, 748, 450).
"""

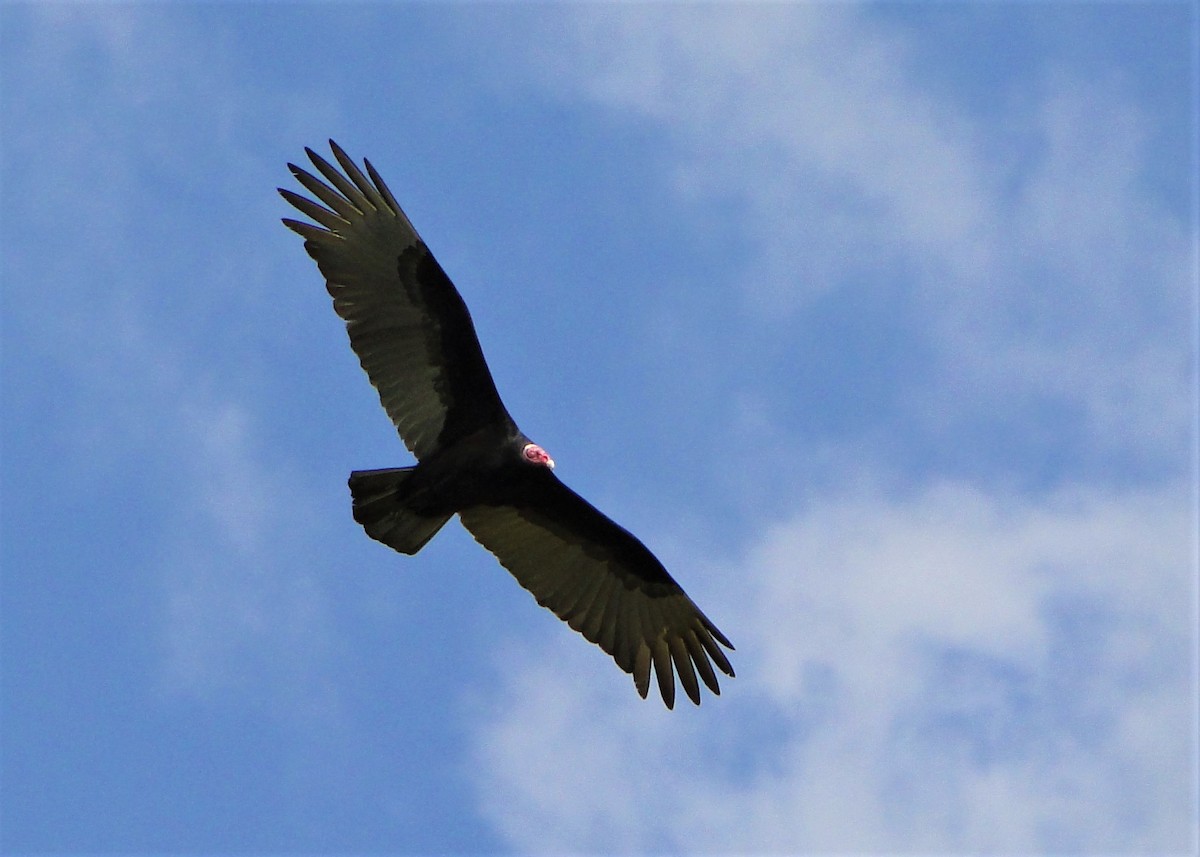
(3, 5, 345, 718)
(489, 4, 1191, 474)
(156, 397, 337, 717)
(471, 479, 1194, 853)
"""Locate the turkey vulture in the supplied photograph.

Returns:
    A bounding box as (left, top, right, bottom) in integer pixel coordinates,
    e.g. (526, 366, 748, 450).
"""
(279, 140, 734, 708)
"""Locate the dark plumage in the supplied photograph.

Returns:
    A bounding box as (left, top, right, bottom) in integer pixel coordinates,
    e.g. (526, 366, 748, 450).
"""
(279, 140, 734, 708)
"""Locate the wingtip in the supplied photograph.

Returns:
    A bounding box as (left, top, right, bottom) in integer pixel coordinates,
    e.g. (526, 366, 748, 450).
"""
(709, 623, 735, 651)
(304, 145, 334, 174)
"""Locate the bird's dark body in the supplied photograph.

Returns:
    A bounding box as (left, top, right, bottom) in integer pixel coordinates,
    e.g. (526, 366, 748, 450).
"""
(280, 141, 733, 707)
(361, 426, 543, 520)
(350, 426, 675, 588)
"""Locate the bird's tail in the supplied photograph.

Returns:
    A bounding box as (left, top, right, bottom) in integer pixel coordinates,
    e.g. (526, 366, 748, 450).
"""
(348, 467, 451, 555)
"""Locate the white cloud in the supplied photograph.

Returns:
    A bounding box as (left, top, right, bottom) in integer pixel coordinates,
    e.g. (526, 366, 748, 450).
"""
(157, 397, 336, 715)
(470, 479, 1195, 853)
(515, 5, 994, 298)
(497, 4, 1192, 468)
(3, 6, 346, 719)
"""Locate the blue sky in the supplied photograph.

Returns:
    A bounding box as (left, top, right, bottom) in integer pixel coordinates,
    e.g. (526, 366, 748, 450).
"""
(1, 2, 1195, 853)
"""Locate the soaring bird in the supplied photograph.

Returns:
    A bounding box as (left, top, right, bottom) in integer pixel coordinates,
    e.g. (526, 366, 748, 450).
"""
(280, 141, 734, 707)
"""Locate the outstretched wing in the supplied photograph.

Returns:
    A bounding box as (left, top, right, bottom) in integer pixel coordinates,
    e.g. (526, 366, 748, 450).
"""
(458, 474, 735, 708)
(279, 140, 515, 459)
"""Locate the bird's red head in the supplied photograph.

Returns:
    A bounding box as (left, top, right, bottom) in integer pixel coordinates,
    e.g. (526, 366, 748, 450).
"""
(521, 442, 555, 469)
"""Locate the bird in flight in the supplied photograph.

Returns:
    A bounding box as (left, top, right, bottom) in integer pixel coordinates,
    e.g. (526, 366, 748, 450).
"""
(279, 141, 734, 708)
